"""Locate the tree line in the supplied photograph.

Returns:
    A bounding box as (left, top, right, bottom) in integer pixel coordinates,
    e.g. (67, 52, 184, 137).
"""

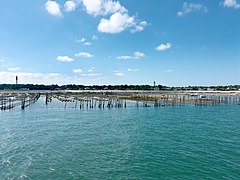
(0, 84, 239, 91)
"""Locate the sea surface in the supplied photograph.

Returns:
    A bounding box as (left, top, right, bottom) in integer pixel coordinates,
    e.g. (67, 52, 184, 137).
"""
(1, 97, 240, 179)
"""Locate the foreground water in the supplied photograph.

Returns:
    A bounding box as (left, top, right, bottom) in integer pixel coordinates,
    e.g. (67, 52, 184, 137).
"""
(1, 97, 240, 179)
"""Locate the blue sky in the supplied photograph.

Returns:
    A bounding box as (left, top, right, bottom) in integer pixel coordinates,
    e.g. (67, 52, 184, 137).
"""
(0, 0, 239, 86)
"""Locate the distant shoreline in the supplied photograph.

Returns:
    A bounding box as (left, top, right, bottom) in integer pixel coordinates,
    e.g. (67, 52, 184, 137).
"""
(1, 89, 240, 95)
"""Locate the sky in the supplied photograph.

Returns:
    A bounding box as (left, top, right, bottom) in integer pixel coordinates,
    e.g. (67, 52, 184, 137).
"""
(0, 0, 239, 86)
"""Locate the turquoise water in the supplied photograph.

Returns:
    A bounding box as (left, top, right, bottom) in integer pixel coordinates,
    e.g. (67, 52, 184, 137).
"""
(1, 97, 240, 179)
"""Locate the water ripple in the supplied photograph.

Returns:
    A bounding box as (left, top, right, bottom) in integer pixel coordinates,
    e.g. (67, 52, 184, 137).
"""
(0, 102, 240, 179)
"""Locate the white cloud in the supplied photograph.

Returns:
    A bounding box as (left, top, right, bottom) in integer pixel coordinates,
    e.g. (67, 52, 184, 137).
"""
(75, 52, 94, 58)
(91, 35, 98, 40)
(98, 13, 134, 33)
(177, 12, 184, 16)
(102, 0, 127, 15)
(82, 0, 127, 16)
(82, 0, 102, 16)
(80, 73, 102, 77)
(88, 68, 95, 72)
(76, 38, 91, 45)
(84, 42, 92, 46)
(131, 21, 148, 33)
(128, 68, 138, 72)
(177, 2, 208, 16)
(131, 25, 144, 33)
(8, 67, 21, 71)
(0, 58, 9, 68)
(116, 56, 132, 60)
(134, 51, 145, 58)
(44, 0, 147, 34)
(155, 43, 172, 51)
(222, 0, 240, 9)
(98, 13, 147, 34)
(0, 71, 63, 84)
(0, 71, 104, 85)
(64, 0, 78, 12)
(80, 38, 86, 42)
(165, 70, 173, 73)
(57, 56, 74, 62)
(76, 38, 86, 43)
(140, 21, 147, 26)
(114, 72, 125, 77)
(73, 68, 83, 73)
(45, 0, 62, 16)
(117, 51, 145, 60)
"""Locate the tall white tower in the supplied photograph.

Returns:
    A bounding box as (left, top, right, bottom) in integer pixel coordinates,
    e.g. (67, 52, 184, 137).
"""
(16, 76, 18, 85)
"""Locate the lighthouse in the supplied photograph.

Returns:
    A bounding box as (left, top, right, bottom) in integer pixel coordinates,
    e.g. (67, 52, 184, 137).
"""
(16, 76, 18, 85)
(16, 76, 18, 90)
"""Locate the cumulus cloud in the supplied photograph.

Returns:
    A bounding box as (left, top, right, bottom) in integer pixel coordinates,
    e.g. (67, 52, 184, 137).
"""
(44, 0, 147, 34)
(82, 0, 127, 16)
(131, 21, 148, 33)
(128, 68, 138, 72)
(82, 0, 103, 16)
(102, 0, 127, 15)
(73, 68, 83, 73)
(98, 13, 135, 33)
(177, 2, 208, 16)
(114, 72, 125, 77)
(64, 1, 77, 12)
(75, 52, 94, 58)
(222, 0, 240, 9)
(98, 12, 147, 34)
(57, 56, 74, 62)
(45, 0, 62, 16)
(134, 51, 145, 58)
(117, 51, 145, 60)
(155, 43, 171, 51)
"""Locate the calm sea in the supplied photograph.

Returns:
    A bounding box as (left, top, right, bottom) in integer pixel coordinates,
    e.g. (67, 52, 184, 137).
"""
(1, 97, 240, 179)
